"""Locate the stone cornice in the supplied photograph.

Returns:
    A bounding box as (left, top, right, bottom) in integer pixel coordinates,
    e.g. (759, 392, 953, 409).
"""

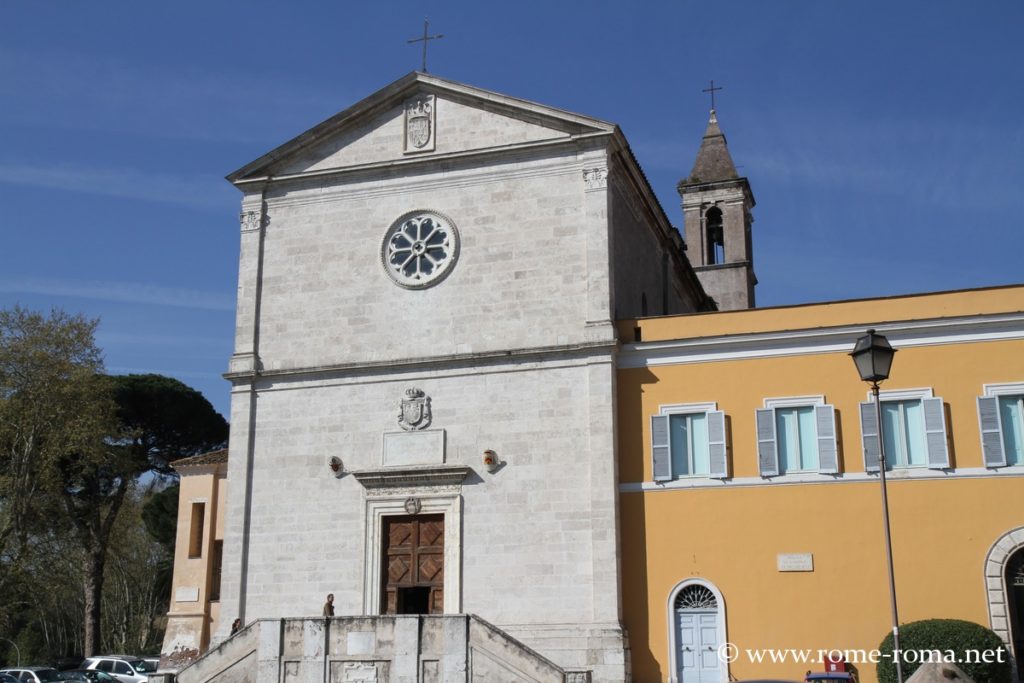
(260, 152, 586, 211)
(223, 339, 617, 384)
(618, 310, 1024, 369)
(351, 464, 472, 489)
(232, 132, 612, 190)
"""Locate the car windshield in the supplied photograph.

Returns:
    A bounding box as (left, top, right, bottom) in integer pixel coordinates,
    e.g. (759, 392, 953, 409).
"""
(35, 671, 64, 683)
(125, 661, 152, 673)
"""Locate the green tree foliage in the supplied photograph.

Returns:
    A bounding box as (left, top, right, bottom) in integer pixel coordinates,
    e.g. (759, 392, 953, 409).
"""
(112, 374, 228, 475)
(58, 375, 227, 656)
(877, 619, 1012, 683)
(142, 483, 179, 551)
(0, 308, 229, 664)
(141, 483, 180, 611)
(0, 307, 111, 634)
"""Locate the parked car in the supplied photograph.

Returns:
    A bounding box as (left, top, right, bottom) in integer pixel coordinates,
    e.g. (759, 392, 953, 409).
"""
(0, 673, 20, 683)
(805, 674, 856, 682)
(59, 670, 116, 683)
(0, 668, 65, 683)
(79, 658, 149, 683)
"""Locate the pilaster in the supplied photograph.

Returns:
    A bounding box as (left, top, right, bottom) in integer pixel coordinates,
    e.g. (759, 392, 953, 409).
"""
(581, 151, 615, 343)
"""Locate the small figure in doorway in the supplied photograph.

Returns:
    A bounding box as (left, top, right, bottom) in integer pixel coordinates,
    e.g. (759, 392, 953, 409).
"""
(322, 593, 335, 617)
(230, 618, 242, 635)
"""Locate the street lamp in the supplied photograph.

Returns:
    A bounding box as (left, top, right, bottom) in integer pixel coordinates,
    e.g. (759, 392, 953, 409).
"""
(0, 637, 20, 666)
(851, 329, 903, 683)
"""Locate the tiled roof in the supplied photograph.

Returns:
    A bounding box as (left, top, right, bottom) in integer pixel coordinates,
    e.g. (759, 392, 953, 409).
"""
(684, 110, 740, 185)
(171, 448, 228, 469)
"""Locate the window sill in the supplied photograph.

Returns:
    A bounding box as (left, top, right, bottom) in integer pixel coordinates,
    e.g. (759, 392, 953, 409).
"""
(625, 465, 1024, 492)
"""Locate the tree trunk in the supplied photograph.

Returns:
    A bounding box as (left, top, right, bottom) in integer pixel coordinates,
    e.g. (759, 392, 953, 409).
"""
(82, 545, 106, 657)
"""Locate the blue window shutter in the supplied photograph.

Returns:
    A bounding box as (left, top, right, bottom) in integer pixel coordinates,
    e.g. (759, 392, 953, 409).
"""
(978, 396, 1007, 467)
(922, 397, 950, 469)
(756, 408, 779, 477)
(815, 405, 840, 474)
(651, 415, 672, 481)
(707, 410, 729, 479)
(860, 401, 881, 473)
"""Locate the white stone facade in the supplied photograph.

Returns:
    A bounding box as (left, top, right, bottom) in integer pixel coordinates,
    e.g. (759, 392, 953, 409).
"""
(214, 73, 709, 682)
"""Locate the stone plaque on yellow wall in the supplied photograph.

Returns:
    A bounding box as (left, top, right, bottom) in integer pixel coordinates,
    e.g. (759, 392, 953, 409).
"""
(777, 553, 814, 572)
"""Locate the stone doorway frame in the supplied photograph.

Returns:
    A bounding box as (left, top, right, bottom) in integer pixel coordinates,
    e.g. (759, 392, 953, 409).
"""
(361, 490, 462, 615)
(986, 526, 1024, 680)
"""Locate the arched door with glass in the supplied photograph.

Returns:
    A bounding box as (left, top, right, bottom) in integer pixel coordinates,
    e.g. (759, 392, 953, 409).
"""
(674, 584, 722, 682)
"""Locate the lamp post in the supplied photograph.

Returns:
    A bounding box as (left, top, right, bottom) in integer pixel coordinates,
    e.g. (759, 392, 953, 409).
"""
(851, 329, 903, 683)
(0, 637, 20, 666)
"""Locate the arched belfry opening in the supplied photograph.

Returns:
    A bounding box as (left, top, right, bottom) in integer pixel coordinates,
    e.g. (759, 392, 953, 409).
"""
(704, 206, 724, 265)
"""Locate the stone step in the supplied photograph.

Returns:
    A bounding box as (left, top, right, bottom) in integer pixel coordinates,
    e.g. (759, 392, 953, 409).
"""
(152, 614, 594, 683)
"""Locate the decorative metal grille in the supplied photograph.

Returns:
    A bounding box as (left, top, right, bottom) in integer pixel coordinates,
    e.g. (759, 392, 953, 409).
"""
(381, 211, 459, 289)
(1009, 549, 1024, 587)
(675, 584, 718, 610)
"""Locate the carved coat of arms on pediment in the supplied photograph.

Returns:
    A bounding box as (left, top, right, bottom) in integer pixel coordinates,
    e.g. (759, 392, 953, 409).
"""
(398, 388, 432, 431)
(404, 96, 435, 153)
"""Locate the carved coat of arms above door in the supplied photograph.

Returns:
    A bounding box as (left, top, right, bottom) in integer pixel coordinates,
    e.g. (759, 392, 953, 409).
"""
(398, 387, 432, 431)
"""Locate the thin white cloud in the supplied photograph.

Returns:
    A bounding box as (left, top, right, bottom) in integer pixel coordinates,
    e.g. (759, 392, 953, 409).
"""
(0, 161, 233, 209)
(96, 331, 231, 350)
(0, 277, 234, 311)
(632, 112, 1023, 214)
(0, 46, 348, 144)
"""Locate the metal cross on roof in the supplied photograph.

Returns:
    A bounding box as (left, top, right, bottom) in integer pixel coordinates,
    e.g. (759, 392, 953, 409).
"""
(702, 79, 723, 111)
(408, 19, 444, 73)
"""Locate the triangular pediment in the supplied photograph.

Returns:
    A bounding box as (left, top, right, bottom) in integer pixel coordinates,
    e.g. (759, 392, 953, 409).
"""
(228, 72, 616, 183)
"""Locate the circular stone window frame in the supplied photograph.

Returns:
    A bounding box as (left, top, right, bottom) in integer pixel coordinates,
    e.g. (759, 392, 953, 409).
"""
(380, 209, 461, 290)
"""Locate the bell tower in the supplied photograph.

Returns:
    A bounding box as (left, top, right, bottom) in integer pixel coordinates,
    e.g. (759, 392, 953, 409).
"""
(677, 109, 757, 310)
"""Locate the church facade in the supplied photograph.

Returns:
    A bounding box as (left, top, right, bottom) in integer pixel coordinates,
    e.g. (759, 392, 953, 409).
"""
(159, 73, 1024, 683)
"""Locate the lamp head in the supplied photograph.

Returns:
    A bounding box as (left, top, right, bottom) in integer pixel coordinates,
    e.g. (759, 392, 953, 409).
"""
(850, 328, 896, 383)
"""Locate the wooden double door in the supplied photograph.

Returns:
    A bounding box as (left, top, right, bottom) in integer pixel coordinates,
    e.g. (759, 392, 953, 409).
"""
(381, 514, 444, 614)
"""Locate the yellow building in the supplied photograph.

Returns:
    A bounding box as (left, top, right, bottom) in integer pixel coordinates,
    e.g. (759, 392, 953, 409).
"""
(161, 449, 228, 667)
(617, 286, 1024, 682)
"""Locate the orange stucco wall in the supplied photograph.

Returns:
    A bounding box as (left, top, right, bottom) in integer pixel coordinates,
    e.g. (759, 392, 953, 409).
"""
(164, 463, 226, 653)
(617, 287, 1024, 682)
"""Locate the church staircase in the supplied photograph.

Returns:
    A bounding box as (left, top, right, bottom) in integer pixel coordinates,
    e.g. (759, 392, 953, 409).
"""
(156, 614, 592, 683)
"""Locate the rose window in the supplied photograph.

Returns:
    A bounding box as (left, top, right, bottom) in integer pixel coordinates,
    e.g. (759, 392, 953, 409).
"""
(381, 211, 459, 289)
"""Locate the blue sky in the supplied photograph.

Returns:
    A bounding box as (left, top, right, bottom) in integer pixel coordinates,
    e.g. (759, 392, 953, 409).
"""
(1, 1, 1022, 418)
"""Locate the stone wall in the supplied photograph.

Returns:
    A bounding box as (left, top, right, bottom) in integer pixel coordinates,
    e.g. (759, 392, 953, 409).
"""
(163, 615, 587, 683)
(215, 353, 627, 681)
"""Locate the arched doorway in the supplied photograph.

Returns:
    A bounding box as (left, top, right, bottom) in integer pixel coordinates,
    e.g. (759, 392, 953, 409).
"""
(668, 580, 726, 683)
(1006, 547, 1024, 668)
(985, 527, 1024, 680)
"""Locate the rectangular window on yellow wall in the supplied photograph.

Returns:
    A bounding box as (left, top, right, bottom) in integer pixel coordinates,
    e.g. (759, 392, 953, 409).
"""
(189, 502, 206, 558)
(998, 396, 1024, 465)
(756, 398, 839, 477)
(860, 389, 948, 471)
(210, 540, 223, 601)
(651, 403, 729, 480)
(979, 385, 1024, 468)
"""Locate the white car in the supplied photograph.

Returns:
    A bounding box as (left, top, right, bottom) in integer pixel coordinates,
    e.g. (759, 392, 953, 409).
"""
(79, 658, 151, 683)
(0, 668, 64, 683)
